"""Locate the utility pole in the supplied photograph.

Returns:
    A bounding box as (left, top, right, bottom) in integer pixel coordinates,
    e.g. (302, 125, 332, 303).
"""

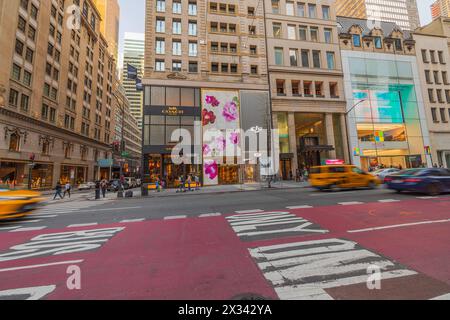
(262, 0, 275, 188)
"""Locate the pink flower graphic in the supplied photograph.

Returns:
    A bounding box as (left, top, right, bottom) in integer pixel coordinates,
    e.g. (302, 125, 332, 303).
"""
(229, 132, 240, 145)
(222, 101, 238, 122)
(205, 95, 220, 107)
(215, 136, 226, 151)
(204, 160, 218, 180)
(202, 144, 211, 156)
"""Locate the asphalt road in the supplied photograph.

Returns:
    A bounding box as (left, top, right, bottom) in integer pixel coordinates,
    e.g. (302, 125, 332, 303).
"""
(0, 187, 449, 300)
(2, 187, 448, 231)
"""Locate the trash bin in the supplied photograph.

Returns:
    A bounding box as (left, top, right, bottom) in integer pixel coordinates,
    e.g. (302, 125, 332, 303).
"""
(141, 185, 149, 197)
(95, 189, 101, 200)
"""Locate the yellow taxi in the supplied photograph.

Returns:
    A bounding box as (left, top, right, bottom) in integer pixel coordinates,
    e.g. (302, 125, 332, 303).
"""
(0, 188, 45, 220)
(309, 165, 381, 191)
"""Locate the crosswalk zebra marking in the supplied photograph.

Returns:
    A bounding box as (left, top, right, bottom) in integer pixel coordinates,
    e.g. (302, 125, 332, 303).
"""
(11, 227, 47, 232)
(227, 211, 328, 242)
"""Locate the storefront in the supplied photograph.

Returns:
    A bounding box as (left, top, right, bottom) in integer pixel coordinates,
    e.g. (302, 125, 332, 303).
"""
(142, 86, 202, 187)
(342, 51, 432, 170)
(60, 165, 88, 186)
(0, 160, 53, 189)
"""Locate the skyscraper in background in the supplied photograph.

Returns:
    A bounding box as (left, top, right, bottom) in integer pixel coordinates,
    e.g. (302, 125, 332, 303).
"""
(337, 0, 420, 30)
(122, 32, 145, 127)
(430, 0, 450, 19)
(93, 0, 121, 62)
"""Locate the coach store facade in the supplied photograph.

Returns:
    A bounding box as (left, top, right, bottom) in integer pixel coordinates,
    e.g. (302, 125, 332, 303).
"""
(142, 85, 271, 187)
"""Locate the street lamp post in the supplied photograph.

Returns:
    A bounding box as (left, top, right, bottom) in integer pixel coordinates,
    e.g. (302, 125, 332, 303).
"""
(345, 99, 367, 165)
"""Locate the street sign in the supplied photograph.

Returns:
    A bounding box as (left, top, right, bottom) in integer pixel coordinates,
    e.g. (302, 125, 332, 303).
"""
(121, 151, 130, 158)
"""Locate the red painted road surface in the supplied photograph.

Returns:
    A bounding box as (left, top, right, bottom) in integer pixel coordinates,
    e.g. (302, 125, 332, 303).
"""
(0, 198, 449, 300)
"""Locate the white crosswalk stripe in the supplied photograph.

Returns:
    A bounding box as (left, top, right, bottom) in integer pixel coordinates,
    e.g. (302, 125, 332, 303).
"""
(10, 227, 47, 232)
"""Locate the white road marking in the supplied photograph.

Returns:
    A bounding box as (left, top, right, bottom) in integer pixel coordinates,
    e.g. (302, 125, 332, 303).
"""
(250, 238, 417, 300)
(431, 293, 450, 300)
(30, 215, 58, 218)
(17, 219, 42, 224)
(0, 260, 84, 273)
(338, 202, 364, 205)
(310, 191, 358, 197)
(286, 205, 313, 209)
(199, 213, 222, 218)
(235, 209, 264, 214)
(348, 219, 450, 233)
(0, 226, 22, 231)
(11, 227, 47, 232)
(120, 219, 145, 223)
(67, 223, 99, 228)
(417, 196, 438, 200)
(0, 285, 56, 300)
(164, 215, 187, 220)
(378, 199, 401, 203)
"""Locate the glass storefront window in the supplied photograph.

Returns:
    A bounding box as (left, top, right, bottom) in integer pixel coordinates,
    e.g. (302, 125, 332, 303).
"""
(277, 113, 290, 154)
(151, 87, 165, 106)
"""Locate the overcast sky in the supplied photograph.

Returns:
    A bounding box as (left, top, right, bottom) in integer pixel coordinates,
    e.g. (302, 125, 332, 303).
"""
(117, 0, 435, 57)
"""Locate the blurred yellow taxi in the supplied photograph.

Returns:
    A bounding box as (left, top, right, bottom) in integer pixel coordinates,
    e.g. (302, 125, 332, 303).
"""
(0, 188, 45, 220)
(309, 165, 381, 191)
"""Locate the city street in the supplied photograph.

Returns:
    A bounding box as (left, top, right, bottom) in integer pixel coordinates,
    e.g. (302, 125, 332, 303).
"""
(0, 187, 449, 300)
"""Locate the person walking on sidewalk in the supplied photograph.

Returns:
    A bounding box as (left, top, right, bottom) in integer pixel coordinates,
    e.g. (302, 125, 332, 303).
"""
(100, 179, 108, 198)
(63, 182, 72, 199)
(194, 174, 200, 191)
(186, 175, 192, 192)
(53, 182, 64, 200)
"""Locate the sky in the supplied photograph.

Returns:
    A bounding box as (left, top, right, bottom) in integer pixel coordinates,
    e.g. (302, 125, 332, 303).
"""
(117, 0, 435, 59)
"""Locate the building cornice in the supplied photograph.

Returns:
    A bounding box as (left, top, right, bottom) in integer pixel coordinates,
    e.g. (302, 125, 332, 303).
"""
(0, 107, 110, 149)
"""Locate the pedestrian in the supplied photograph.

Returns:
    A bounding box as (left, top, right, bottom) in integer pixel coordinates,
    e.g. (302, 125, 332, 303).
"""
(101, 179, 108, 198)
(64, 181, 72, 199)
(155, 176, 161, 192)
(187, 175, 192, 192)
(53, 182, 64, 200)
(194, 174, 200, 190)
(178, 175, 186, 193)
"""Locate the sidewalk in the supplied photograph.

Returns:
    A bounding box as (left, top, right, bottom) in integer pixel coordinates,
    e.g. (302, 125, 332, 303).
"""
(101, 181, 310, 200)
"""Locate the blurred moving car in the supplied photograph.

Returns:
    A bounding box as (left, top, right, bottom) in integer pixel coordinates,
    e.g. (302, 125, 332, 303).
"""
(0, 188, 45, 220)
(78, 182, 96, 190)
(385, 168, 450, 196)
(125, 177, 137, 188)
(371, 168, 400, 183)
(107, 180, 130, 192)
(309, 165, 381, 191)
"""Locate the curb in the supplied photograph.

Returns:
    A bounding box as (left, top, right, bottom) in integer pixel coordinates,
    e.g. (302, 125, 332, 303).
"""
(110, 184, 311, 200)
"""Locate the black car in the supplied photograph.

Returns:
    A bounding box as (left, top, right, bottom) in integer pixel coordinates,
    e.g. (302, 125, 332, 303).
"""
(107, 180, 130, 192)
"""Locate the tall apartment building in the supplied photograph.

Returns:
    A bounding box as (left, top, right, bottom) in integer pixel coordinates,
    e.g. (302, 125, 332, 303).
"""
(93, 0, 121, 61)
(267, 0, 349, 178)
(143, 0, 270, 187)
(431, 0, 450, 20)
(0, 0, 116, 189)
(110, 81, 142, 178)
(336, 0, 420, 31)
(414, 17, 450, 168)
(122, 32, 145, 127)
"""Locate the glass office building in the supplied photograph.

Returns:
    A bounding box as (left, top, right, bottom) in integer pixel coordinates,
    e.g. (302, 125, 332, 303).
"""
(342, 51, 432, 171)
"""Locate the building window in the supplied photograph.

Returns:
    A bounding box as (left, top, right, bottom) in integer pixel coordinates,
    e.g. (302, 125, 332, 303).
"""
(9, 89, 19, 107)
(156, 0, 166, 12)
(273, 23, 282, 38)
(156, 18, 165, 33)
(440, 108, 447, 122)
(374, 37, 382, 49)
(156, 38, 165, 54)
(188, 61, 198, 73)
(308, 4, 316, 18)
(326, 52, 335, 69)
(274, 47, 284, 65)
(438, 51, 445, 64)
(322, 5, 330, 20)
(312, 50, 321, 68)
(155, 59, 165, 72)
(352, 34, 361, 47)
(172, 60, 182, 72)
(292, 80, 300, 96)
(9, 133, 20, 152)
(421, 49, 429, 63)
(431, 108, 438, 122)
(324, 28, 332, 43)
(276, 79, 285, 95)
(301, 50, 309, 67)
(289, 49, 298, 66)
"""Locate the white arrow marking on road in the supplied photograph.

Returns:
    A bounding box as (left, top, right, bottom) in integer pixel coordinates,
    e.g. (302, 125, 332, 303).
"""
(348, 219, 450, 233)
(0, 285, 56, 300)
(0, 260, 84, 273)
